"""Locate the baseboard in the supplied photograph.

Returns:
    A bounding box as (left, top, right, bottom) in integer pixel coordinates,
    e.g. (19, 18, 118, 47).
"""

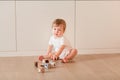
(78, 48, 120, 54)
(0, 51, 45, 57)
(0, 49, 120, 57)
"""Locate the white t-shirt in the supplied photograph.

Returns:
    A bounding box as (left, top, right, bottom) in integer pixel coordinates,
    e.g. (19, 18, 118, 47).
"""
(49, 35, 72, 59)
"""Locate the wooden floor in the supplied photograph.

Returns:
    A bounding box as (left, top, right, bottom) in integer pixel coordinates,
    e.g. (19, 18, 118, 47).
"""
(0, 54, 120, 80)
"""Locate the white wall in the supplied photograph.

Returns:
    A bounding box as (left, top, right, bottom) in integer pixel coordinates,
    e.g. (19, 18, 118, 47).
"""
(16, 1, 75, 51)
(0, 1, 16, 52)
(76, 1, 120, 54)
(0, 1, 120, 56)
(0, 1, 75, 56)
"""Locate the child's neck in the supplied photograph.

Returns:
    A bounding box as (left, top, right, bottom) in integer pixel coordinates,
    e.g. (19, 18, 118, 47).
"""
(53, 35, 63, 38)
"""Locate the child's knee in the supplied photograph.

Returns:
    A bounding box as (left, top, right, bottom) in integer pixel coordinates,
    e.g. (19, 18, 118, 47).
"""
(73, 49, 78, 55)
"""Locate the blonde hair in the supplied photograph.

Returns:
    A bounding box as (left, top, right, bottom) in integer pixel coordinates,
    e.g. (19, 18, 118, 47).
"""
(52, 18, 66, 32)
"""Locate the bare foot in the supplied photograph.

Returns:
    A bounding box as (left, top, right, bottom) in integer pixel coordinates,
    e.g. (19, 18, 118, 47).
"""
(61, 58, 73, 63)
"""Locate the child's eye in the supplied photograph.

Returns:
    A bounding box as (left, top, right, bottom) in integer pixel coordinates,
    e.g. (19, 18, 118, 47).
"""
(58, 29, 62, 31)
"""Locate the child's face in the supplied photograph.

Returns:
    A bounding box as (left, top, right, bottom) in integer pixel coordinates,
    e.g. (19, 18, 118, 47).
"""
(52, 24, 64, 37)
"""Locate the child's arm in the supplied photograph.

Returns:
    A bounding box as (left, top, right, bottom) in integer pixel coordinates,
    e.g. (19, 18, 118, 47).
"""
(55, 45, 65, 57)
(46, 45, 53, 55)
(52, 45, 65, 60)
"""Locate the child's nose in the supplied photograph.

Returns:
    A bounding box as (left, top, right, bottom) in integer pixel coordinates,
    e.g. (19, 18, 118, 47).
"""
(55, 30, 59, 33)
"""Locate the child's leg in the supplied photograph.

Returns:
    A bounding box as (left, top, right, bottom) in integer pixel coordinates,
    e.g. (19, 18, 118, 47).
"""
(62, 49, 77, 63)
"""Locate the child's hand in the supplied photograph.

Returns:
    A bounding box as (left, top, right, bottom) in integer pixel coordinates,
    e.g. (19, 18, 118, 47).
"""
(52, 55, 58, 61)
